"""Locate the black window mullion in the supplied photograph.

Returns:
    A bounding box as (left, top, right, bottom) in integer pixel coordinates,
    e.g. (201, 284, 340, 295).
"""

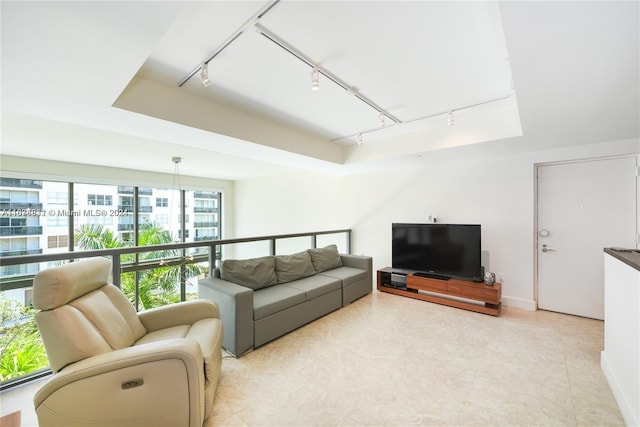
(68, 183, 74, 252)
(134, 187, 140, 311)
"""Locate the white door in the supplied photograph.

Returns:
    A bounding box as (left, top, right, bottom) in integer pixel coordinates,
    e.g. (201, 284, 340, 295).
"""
(537, 156, 637, 319)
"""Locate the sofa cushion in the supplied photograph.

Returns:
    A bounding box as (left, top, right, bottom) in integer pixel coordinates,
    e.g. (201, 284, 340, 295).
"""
(253, 285, 306, 320)
(308, 245, 343, 272)
(221, 256, 277, 290)
(281, 274, 341, 300)
(318, 266, 368, 287)
(275, 251, 316, 284)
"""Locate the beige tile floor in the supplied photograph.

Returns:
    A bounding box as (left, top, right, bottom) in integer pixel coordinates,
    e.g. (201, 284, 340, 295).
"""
(208, 291, 623, 426)
(2, 291, 624, 426)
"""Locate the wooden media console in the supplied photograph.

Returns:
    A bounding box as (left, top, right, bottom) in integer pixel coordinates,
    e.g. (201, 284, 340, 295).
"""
(377, 268, 501, 316)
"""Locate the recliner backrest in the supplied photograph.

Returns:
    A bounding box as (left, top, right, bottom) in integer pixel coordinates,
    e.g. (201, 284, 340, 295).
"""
(33, 258, 147, 372)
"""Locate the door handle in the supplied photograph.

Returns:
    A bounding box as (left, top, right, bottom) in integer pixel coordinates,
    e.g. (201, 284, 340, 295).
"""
(542, 244, 556, 253)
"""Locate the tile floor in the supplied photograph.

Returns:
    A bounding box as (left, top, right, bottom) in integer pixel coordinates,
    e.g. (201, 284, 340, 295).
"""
(208, 291, 623, 426)
(2, 291, 624, 426)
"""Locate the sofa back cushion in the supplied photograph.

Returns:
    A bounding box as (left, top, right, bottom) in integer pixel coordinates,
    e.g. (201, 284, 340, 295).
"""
(308, 245, 343, 272)
(221, 256, 277, 290)
(275, 251, 316, 283)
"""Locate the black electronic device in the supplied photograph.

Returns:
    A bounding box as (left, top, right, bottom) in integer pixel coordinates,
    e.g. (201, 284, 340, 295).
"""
(391, 223, 483, 282)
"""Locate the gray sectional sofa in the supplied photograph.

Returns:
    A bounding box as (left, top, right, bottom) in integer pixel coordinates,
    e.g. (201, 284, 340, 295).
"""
(198, 245, 372, 356)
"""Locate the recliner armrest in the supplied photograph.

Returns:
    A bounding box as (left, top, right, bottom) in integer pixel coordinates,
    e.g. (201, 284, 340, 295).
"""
(34, 338, 205, 427)
(138, 299, 220, 332)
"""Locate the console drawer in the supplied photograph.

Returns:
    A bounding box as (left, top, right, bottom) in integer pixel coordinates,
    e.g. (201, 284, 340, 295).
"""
(447, 283, 500, 303)
(406, 276, 448, 293)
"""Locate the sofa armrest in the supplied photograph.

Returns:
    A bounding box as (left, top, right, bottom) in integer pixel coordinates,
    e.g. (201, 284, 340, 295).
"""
(340, 254, 373, 274)
(198, 277, 254, 356)
(138, 299, 220, 332)
(34, 339, 205, 427)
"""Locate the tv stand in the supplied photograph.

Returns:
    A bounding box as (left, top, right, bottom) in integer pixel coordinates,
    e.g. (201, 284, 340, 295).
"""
(377, 268, 501, 316)
(413, 271, 450, 281)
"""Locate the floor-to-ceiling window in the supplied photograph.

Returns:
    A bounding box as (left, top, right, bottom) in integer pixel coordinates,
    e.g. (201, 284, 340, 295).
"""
(0, 177, 222, 386)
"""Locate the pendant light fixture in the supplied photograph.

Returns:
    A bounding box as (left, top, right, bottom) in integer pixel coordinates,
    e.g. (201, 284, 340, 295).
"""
(170, 156, 183, 243)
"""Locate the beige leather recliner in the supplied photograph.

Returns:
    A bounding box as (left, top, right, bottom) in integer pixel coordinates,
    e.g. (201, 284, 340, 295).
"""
(32, 257, 223, 427)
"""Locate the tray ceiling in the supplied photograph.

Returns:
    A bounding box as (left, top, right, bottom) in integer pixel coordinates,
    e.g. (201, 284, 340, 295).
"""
(2, 1, 637, 179)
(120, 0, 521, 159)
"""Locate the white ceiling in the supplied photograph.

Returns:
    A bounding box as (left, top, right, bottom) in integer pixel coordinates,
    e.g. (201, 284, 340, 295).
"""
(1, 1, 638, 180)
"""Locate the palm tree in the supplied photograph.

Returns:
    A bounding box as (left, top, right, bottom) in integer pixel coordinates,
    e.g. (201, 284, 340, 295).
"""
(75, 224, 121, 249)
(74, 223, 203, 310)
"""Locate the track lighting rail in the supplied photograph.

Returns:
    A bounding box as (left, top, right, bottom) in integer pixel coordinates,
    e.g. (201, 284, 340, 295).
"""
(331, 93, 514, 142)
(177, 0, 513, 145)
(177, 0, 282, 87)
(177, 0, 399, 124)
(253, 22, 400, 124)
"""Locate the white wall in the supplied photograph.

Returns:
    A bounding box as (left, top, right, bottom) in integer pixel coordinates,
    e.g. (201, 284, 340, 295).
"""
(234, 138, 639, 310)
(233, 171, 346, 235)
(231, 171, 347, 259)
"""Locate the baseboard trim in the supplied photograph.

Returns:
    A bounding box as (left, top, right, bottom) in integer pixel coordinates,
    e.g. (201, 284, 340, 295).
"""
(501, 295, 536, 311)
(601, 351, 638, 427)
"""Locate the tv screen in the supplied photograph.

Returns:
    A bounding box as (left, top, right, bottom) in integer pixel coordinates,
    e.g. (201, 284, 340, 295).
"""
(392, 223, 482, 280)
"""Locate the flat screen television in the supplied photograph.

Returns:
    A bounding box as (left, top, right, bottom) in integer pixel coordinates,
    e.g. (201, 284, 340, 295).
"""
(392, 223, 482, 281)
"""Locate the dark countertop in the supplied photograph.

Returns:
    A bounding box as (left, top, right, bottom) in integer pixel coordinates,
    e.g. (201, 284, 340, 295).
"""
(605, 247, 640, 272)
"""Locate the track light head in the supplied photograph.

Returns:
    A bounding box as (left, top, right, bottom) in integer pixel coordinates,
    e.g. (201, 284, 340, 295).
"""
(378, 112, 386, 128)
(447, 111, 454, 127)
(357, 133, 363, 146)
(311, 68, 319, 91)
(199, 63, 212, 87)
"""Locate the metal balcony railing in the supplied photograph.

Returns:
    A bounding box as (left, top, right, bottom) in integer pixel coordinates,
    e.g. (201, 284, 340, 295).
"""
(117, 186, 134, 194)
(118, 204, 151, 213)
(118, 186, 153, 196)
(0, 226, 43, 236)
(0, 248, 43, 257)
(0, 202, 44, 210)
(193, 207, 218, 213)
(0, 178, 43, 189)
(193, 235, 216, 241)
(193, 222, 219, 228)
(0, 228, 351, 292)
(193, 192, 219, 199)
